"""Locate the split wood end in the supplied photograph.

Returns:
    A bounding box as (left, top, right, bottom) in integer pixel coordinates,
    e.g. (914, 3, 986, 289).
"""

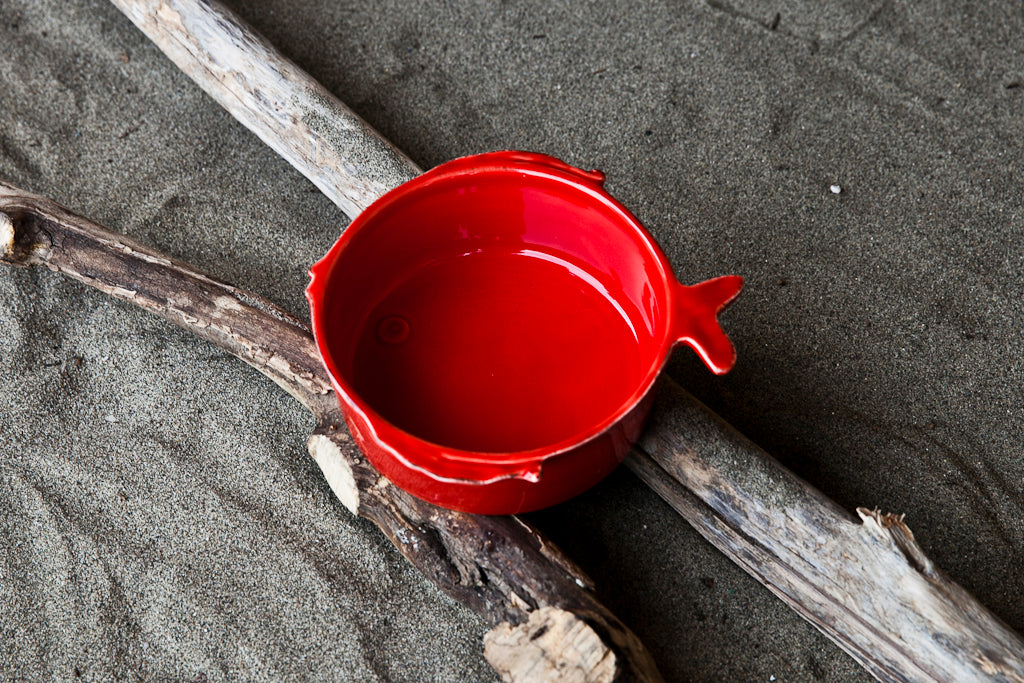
(857, 507, 936, 577)
(484, 607, 618, 683)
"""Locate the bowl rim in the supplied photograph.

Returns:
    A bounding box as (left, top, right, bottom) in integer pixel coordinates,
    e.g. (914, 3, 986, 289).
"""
(306, 151, 679, 477)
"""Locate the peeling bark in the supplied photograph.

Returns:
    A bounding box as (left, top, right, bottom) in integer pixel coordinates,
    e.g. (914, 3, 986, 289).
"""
(485, 608, 618, 683)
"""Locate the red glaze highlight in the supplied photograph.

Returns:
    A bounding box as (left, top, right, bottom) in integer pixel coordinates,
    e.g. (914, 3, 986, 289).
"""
(308, 151, 741, 514)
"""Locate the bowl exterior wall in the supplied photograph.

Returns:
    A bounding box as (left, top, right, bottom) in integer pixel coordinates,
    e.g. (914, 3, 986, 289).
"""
(339, 386, 655, 514)
(309, 152, 688, 514)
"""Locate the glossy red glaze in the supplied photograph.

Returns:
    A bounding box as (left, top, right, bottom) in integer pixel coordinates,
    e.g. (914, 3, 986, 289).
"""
(307, 151, 742, 514)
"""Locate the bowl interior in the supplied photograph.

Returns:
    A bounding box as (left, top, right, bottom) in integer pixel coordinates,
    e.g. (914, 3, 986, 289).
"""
(319, 170, 669, 454)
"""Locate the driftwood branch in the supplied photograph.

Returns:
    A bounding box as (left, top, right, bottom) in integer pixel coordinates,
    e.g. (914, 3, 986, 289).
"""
(86, 0, 1024, 680)
(0, 184, 661, 683)
(628, 390, 1024, 682)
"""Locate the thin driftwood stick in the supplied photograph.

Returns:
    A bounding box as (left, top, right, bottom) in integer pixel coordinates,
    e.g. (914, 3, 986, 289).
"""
(0, 184, 662, 683)
(107, 1, 1024, 681)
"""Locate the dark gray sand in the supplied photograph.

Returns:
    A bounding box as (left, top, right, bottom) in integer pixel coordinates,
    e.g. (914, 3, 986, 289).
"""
(2, 0, 1022, 680)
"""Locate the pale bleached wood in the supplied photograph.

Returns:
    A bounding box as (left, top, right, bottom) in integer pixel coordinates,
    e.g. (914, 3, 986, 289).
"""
(0, 183, 662, 683)
(105, 1, 1024, 681)
(108, 0, 420, 217)
(629, 382, 1024, 683)
(485, 607, 617, 683)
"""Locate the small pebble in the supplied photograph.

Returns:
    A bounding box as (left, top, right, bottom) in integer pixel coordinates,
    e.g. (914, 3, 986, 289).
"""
(829, 184, 842, 194)
(105, 414, 118, 423)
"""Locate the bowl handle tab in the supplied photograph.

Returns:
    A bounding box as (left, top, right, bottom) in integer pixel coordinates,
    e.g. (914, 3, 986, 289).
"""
(671, 275, 743, 375)
(427, 457, 544, 486)
(305, 256, 332, 309)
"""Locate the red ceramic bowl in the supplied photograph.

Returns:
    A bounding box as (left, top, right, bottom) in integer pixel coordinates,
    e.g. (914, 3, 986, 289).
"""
(307, 151, 741, 514)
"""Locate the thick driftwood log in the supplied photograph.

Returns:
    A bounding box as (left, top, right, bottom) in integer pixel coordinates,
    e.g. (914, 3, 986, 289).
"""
(106, 1, 1024, 681)
(628, 396, 1024, 682)
(0, 185, 661, 683)
(109, 0, 419, 216)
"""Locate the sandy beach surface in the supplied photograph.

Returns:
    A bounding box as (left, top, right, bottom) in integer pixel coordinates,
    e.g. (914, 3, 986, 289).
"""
(1, 0, 1022, 680)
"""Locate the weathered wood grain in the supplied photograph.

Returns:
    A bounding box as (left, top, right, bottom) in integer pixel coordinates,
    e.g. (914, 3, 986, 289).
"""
(629, 388, 1024, 683)
(109, 0, 420, 217)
